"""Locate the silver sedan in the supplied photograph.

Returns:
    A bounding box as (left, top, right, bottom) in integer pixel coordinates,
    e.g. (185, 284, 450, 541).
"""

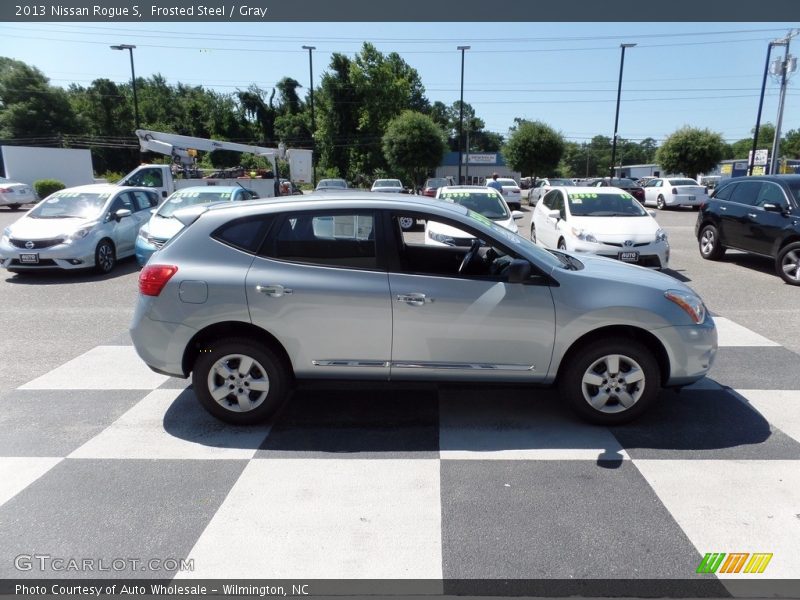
(130, 193, 717, 426)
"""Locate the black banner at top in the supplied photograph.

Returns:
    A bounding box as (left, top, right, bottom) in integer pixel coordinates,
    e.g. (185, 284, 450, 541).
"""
(2, 0, 800, 22)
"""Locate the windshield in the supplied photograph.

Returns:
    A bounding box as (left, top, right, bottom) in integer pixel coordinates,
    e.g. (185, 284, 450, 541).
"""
(425, 178, 448, 188)
(567, 191, 648, 217)
(373, 180, 402, 188)
(28, 190, 110, 219)
(609, 178, 636, 187)
(157, 189, 235, 218)
(440, 190, 509, 220)
(318, 179, 347, 189)
(548, 179, 575, 186)
(669, 178, 699, 186)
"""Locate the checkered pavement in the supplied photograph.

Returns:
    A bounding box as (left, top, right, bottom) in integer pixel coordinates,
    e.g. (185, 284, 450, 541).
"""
(0, 316, 799, 597)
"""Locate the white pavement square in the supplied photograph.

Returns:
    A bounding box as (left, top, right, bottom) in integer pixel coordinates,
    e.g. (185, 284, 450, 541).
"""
(19, 346, 169, 390)
(0, 457, 62, 508)
(713, 317, 781, 347)
(634, 459, 800, 578)
(178, 459, 443, 579)
(68, 390, 268, 460)
(735, 390, 800, 445)
(438, 392, 629, 461)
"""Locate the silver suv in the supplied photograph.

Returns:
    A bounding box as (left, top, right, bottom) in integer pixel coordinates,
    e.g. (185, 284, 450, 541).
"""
(130, 193, 717, 425)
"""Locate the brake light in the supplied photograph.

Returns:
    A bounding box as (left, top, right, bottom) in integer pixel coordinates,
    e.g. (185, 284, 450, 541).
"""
(139, 264, 178, 296)
(0, 188, 12, 193)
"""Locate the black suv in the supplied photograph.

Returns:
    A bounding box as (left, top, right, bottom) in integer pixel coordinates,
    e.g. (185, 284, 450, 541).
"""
(695, 175, 800, 285)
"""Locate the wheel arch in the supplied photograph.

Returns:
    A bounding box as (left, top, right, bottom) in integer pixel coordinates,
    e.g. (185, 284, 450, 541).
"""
(182, 321, 294, 380)
(775, 234, 800, 257)
(555, 325, 670, 386)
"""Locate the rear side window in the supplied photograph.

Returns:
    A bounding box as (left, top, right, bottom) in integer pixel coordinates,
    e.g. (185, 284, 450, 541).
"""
(212, 215, 273, 254)
(713, 183, 736, 200)
(729, 181, 763, 206)
(264, 211, 378, 270)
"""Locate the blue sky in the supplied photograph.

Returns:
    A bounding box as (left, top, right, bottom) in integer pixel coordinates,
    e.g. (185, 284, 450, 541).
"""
(2, 21, 800, 147)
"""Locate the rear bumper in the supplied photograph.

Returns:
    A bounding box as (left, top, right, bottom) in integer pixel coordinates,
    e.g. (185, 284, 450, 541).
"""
(129, 296, 197, 378)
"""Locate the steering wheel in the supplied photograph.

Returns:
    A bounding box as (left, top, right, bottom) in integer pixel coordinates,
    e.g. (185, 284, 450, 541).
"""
(459, 238, 482, 274)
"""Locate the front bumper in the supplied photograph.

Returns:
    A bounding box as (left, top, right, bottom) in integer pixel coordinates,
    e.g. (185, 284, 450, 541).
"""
(0, 237, 96, 270)
(566, 238, 670, 269)
(134, 237, 157, 267)
(655, 316, 718, 386)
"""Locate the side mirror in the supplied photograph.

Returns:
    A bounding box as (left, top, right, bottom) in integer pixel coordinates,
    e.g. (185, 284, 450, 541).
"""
(547, 209, 561, 220)
(512, 210, 524, 220)
(507, 259, 532, 283)
(114, 208, 132, 221)
(763, 202, 785, 214)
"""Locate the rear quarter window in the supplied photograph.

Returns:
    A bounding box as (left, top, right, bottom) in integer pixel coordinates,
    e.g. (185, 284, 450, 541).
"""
(211, 215, 273, 254)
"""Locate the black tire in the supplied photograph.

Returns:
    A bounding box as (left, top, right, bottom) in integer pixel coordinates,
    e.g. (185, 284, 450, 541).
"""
(558, 239, 567, 251)
(94, 239, 116, 274)
(656, 195, 666, 210)
(193, 337, 290, 425)
(7, 204, 20, 210)
(530, 223, 537, 244)
(558, 338, 660, 425)
(698, 224, 725, 260)
(776, 242, 800, 285)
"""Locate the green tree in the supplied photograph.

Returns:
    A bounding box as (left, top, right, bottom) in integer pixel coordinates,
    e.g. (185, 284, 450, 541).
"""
(729, 123, 775, 159)
(656, 126, 726, 180)
(782, 129, 800, 158)
(503, 120, 565, 179)
(382, 110, 447, 187)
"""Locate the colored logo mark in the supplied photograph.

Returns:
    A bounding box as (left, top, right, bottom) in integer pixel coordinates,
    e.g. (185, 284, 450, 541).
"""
(697, 552, 773, 574)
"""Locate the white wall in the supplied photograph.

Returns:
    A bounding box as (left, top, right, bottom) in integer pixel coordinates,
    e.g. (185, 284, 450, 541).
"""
(1, 146, 94, 187)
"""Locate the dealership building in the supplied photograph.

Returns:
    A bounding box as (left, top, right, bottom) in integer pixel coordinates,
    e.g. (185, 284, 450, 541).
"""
(435, 151, 521, 185)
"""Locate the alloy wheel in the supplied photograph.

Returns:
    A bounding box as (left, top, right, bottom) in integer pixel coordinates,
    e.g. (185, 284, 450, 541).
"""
(580, 353, 645, 414)
(206, 353, 271, 413)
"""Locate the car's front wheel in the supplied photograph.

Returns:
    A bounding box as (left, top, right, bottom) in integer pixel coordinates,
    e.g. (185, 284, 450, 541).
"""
(399, 216, 415, 231)
(698, 224, 725, 260)
(193, 338, 290, 425)
(94, 239, 116, 274)
(777, 242, 800, 285)
(656, 195, 667, 210)
(558, 339, 660, 425)
(7, 204, 20, 210)
(530, 223, 537, 244)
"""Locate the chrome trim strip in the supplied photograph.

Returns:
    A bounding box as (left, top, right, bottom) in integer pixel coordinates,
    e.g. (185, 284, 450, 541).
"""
(312, 360, 390, 368)
(392, 362, 534, 371)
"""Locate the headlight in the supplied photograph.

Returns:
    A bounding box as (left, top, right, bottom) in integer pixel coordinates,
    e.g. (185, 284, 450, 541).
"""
(66, 225, 96, 242)
(1, 227, 10, 244)
(428, 230, 456, 246)
(137, 227, 149, 241)
(570, 227, 597, 243)
(665, 289, 706, 324)
(656, 228, 668, 242)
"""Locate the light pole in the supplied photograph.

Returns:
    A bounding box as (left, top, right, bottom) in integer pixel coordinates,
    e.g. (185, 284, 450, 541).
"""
(302, 45, 316, 187)
(609, 43, 636, 179)
(110, 44, 140, 132)
(749, 39, 786, 176)
(457, 45, 470, 185)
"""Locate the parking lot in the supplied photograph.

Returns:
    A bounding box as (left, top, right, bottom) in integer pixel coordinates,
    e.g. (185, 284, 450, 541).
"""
(0, 202, 799, 591)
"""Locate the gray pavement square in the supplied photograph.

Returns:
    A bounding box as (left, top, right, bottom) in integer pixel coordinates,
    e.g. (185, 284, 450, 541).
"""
(707, 346, 800, 390)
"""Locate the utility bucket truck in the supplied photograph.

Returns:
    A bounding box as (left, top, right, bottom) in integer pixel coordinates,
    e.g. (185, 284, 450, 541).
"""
(118, 129, 312, 200)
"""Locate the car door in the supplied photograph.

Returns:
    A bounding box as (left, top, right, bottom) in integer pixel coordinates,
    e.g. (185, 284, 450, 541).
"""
(644, 179, 660, 205)
(385, 211, 555, 382)
(105, 191, 139, 255)
(534, 189, 562, 248)
(742, 181, 793, 256)
(246, 209, 393, 380)
(724, 180, 764, 251)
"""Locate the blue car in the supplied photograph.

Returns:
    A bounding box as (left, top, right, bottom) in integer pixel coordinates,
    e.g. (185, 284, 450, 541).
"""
(135, 186, 258, 266)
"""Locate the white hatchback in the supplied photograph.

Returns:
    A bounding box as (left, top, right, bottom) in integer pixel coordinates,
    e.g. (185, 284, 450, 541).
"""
(428, 186, 523, 246)
(0, 177, 36, 209)
(531, 186, 670, 269)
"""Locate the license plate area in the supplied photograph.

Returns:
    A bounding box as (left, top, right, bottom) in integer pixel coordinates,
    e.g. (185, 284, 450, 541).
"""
(19, 253, 39, 264)
(618, 251, 639, 263)
(688, 195, 696, 201)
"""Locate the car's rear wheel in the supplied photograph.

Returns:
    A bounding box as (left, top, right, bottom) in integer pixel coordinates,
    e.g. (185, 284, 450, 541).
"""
(558, 239, 567, 251)
(777, 242, 800, 285)
(94, 239, 116, 274)
(399, 216, 415, 231)
(193, 338, 289, 425)
(656, 195, 666, 210)
(699, 224, 725, 260)
(530, 223, 537, 244)
(559, 339, 660, 425)
(7, 204, 20, 210)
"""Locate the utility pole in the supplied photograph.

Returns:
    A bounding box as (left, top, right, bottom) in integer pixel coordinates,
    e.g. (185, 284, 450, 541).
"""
(770, 29, 799, 175)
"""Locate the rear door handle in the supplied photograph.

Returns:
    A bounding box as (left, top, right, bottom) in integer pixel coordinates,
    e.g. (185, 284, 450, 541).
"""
(256, 284, 293, 297)
(396, 293, 432, 306)
(748, 213, 758, 219)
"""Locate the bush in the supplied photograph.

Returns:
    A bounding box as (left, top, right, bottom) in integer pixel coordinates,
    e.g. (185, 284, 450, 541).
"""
(34, 179, 65, 199)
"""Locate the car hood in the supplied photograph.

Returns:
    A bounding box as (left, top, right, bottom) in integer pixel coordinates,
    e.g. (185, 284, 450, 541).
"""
(8, 216, 93, 239)
(568, 215, 660, 242)
(571, 253, 689, 292)
(144, 216, 185, 239)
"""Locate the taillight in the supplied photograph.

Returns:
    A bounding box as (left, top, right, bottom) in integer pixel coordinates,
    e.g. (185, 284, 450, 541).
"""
(0, 188, 11, 193)
(139, 264, 178, 296)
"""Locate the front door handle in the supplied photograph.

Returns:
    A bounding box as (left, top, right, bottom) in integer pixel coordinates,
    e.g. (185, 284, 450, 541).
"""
(748, 213, 758, 219)
(396, 293, 432, 306)
(256, 284, 293, 297)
